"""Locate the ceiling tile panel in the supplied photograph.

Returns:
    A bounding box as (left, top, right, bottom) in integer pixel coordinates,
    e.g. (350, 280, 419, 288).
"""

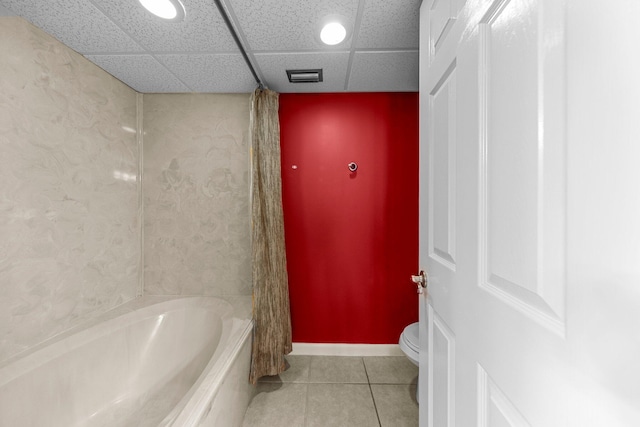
(157, 54, 256, 93)
(1, 0, 142, 53)
(94, 0, 238, 53)
(356, 0, 420, 49)
(348, 51, 419, 92)
(1, 0, 421, 93)
(229, 0, 360, 51)
(254, 52, 350, 93)
(85, 55, 190, 93)
(0, 4, 14, 15)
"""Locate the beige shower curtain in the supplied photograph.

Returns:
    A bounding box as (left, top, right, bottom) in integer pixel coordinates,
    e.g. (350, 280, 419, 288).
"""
(249, 88, 292, 384)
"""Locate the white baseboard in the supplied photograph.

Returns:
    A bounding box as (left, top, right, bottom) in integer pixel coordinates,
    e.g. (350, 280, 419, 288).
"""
(290, 342, 404, 357)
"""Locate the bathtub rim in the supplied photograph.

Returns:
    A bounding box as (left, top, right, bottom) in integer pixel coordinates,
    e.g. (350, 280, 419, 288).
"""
(165, 315, 253, 426)
(0, 295, 250, 386)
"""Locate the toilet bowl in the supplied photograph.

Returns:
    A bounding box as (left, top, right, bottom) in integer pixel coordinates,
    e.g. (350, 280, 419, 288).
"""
(399, 322, 420, 402)
(399, 322, 419, 366)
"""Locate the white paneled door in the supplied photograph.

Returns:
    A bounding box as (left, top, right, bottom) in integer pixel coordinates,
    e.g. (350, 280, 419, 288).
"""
(418, 0, 640, 425)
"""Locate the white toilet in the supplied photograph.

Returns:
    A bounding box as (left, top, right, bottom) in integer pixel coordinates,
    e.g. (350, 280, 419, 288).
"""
(399, 322, 420, 401)
(399, 322, 419, 366)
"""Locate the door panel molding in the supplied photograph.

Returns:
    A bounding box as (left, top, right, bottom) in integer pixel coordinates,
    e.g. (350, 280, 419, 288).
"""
(428, 305, 456, 427)
(429, 0, 458, 60)
(477, 0, 567, 337)
(477, 364, 531, 427)
(428, 59, 458, 271)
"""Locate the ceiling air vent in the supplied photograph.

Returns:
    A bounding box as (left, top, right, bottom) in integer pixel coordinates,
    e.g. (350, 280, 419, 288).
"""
(286, 69, 323, 83)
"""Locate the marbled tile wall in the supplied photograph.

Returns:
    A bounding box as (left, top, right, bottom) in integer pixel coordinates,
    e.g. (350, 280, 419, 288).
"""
(143, 94, 252, 296)
(0, 18, 140, 361)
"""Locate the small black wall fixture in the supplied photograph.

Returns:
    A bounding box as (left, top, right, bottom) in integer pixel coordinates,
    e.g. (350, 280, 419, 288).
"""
(212, 0, 264, 89)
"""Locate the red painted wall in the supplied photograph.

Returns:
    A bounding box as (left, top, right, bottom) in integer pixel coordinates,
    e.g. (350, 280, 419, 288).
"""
(280, 93, 419, 344)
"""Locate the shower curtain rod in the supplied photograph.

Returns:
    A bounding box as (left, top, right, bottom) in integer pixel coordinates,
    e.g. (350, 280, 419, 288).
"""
(212, 0, 265, 90)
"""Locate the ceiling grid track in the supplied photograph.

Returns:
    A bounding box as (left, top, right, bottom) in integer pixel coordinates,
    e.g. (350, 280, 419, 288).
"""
(343, 0, 367, 91)
(213, 0, 264, 90)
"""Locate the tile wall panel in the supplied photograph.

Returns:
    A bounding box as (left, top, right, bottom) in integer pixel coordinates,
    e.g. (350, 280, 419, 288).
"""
(0, 18, 140, 361)
(143, 94, 251, 297)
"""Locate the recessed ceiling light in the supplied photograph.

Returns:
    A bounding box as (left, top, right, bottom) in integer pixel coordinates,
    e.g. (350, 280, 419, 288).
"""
(320, 22, 346, 45)
(139, 0, 185, 21)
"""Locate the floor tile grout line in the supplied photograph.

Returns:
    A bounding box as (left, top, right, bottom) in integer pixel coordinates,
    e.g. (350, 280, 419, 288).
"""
(303, 356, 313, 427)
(362, 357, 383, 427)
(303, 382, 310, 427)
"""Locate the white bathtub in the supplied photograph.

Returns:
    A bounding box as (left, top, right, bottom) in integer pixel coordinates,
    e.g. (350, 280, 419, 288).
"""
(0, 296, 254, 427)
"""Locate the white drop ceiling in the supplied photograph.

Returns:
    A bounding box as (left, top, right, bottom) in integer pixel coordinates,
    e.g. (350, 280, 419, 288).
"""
(0, 0, 420, 93)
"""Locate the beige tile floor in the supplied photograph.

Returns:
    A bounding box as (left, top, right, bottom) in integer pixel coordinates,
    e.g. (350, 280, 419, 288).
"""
(242, 356, 418, 427)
